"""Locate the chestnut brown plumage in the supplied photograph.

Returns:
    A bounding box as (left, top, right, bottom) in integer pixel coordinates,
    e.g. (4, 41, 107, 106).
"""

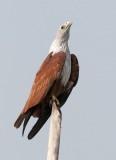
(14, 21, 79, 139)
(14, 53, 79, 139)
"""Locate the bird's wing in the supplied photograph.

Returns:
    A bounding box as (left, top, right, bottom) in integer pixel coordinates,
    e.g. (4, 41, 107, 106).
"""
(58, 54, 79, 105)
(23, 52, 66, 113)
(27, 54, 79, 139)
(14, 51, 66, 128)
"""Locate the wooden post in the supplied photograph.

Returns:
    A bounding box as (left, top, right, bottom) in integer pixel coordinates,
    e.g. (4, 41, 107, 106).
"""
(47, 101, 62, 160)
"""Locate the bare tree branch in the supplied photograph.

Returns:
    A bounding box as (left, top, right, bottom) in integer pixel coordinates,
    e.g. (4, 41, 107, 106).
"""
(47, 101, 62, 160)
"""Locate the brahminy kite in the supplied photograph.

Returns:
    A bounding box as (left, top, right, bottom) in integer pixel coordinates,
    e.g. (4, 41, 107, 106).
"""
(14, 21, 79, 139)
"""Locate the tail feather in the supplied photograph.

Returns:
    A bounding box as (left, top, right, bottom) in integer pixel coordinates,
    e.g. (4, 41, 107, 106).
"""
(14, 113, 25, 128)
(22, 110, 33, 136)
(28, 109, 51, 139)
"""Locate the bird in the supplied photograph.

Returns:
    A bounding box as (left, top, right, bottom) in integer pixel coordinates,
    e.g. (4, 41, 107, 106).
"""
(14, 21, 79, 140)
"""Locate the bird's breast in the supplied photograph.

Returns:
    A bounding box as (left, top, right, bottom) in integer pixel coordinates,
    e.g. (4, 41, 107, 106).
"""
(49, 40, 71, 86)
(61, 51, 71, 86)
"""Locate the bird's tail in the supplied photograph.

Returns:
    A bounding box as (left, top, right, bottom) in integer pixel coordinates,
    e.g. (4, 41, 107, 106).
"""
(14, 108, 35, 136)
(28, 108, 51, 139)
(22, 109, 34, 136)
(14, 113, 25, 128)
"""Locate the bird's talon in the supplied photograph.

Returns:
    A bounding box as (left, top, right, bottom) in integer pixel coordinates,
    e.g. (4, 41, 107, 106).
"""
(49, 95, 60, 107)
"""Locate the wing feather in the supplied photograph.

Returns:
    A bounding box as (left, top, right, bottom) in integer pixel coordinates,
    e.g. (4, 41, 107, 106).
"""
(23, 52, 66, 113)
(26, 54, 79, 139)
(14, 52, 66, 128)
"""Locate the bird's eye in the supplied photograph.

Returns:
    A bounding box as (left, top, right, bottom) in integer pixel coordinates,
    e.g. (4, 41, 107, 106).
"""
(61, 26, 64, 29)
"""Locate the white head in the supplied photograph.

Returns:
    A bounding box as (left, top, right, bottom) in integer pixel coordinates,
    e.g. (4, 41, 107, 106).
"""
(55, 21, 72, 42)
(49, 21, 72, 54)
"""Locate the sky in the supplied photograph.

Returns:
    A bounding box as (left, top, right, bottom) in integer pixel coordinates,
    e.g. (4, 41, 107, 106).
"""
(0, 0, 116, 159)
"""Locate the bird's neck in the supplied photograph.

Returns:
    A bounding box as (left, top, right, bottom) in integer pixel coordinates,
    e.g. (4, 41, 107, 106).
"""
(49, 39, 70, 55)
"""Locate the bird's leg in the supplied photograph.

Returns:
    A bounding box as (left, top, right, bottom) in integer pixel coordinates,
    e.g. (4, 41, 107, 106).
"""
(49, 95, 60, 108)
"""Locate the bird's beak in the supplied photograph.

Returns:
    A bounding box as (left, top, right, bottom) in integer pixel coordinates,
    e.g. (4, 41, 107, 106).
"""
(66, 22, 72, 29)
